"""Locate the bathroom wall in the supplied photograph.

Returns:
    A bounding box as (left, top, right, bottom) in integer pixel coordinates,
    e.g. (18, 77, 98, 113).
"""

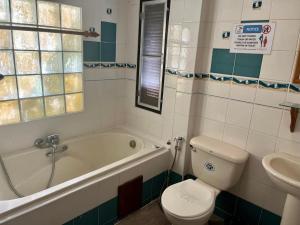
(124, 0, 300, 217)
(188, 0, 300, 216)
(0, 0, 127, 153)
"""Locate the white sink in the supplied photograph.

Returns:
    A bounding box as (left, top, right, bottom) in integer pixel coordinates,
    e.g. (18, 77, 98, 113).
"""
(262, 152, 300, 225)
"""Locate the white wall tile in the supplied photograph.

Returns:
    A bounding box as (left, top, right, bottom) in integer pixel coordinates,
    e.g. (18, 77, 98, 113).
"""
(276, 138, 300, 157)
(179, 47, 197, 72)
(164, 75, 178, 89)
(202, 95, 228, 122)
(212, 22, 237, 49)
(198, 80, 231, 98)
(169, 0, 184, 23)
(246, 130, 277, 158)
(183, 0, 203, 22)
(250, 105, 283, 136)
(194, 116, 225, 140)
(260, 51, 296, 82)
(174, 92, 192, 116)
(223, 124, 249, 149)
(229, 83, 257, 103)
(242, 0, 272, 21)
(271, 0, 300, 19)
(278, 110, 300, 143)
(168, 23, 182, 46)
(226, 100, 253, 128)
(255, 88, 287, 108)
(181, 22, 200, 47)
(272, 20, 300, 51)
(166, 45, 181, 69)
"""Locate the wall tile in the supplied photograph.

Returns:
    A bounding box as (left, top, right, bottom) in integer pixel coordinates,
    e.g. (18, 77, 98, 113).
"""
(278, 110, 300, 143)
(226, 100, 253, 128)
(99, 198, 118, 225)
(276, 138, 300, 157)
(101, 21, 117, 43)
(234, 53, 263, 78)
(255, 88, 287, 108)
(246, 130, 276, 158)
(260, 210, 281, 225)
(181, 22, 200, 47)
(272, 20, 300, 51)
(211, 49, 235, 75)
(229, 82, 257, 103)
(74, 207, 98, 225)
(166, 45, 180, 69)
(183, 0, 202, 22)
(179, 47, 197, 72)
(83, 41, 100, 62)
(212, 22, 237, 49)
(194, 116, 225, 141)
(271, 0, 300, 19)
(250, 105, 282, 136)
(234, 198, 262, 225)
(101, 42, 116, 62)
(242, 0, 272, 21)
(169, 0, 184, 23)
(260, 51, 295, 82)
(203, 95, 229, 122)
(223, 124, 249, 149)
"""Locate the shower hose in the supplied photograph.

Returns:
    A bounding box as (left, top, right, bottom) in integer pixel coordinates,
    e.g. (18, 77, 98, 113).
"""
(0, 146, 56, 198)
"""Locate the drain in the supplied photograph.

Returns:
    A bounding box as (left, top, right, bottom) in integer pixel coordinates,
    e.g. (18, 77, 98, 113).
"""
(129, 140, 136, 149)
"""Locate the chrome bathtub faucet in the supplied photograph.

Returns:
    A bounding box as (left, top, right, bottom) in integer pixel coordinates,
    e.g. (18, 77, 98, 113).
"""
(34, 134, 68, 157)
(34, 134, 60, 149)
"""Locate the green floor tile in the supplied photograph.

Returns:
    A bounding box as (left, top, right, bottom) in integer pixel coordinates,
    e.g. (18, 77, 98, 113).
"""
(74, 207, 98, 225)
(99, 197, 118, 225)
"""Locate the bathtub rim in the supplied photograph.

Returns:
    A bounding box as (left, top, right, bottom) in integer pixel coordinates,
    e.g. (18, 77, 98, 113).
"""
(0, 128, 168, 223)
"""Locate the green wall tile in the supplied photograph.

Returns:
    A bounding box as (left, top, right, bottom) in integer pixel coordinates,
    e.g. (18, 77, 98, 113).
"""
(74, 207, 98, 225)
(216, 191, 238, 215)
(234, 199, 262, 225)
(152, 171, 167, 198)
(234, 53, 263, 78)
(63, 220, 74, 225)
(101, 21, 117, 43)
(101, 42, 116, 62)
(143, 179, 153, 205)
(211, 49, 235, 75)
(99, 197, 118, 225)
(169, 171, 182, 186)
(83, 41, 100, 62)
(260, 210, 281, 225)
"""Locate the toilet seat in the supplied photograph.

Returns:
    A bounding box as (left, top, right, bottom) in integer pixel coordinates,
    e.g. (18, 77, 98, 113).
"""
(161, 179, 216, 220)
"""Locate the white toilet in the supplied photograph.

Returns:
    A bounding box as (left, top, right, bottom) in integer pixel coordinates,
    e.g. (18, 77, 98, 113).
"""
(161, 135, 249, 225)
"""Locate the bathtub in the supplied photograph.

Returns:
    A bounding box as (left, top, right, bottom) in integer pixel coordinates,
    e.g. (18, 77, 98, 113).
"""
(0, 129, 170, 225)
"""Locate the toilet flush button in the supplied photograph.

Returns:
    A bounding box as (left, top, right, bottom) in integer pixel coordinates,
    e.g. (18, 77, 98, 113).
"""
(204, 162, 216, 172)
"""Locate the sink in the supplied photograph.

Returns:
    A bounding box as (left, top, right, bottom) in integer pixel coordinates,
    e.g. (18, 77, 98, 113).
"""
(262, 152, 300, 225)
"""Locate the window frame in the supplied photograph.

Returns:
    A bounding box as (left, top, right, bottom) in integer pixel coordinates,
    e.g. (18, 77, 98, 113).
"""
(135, 0, 170, 114)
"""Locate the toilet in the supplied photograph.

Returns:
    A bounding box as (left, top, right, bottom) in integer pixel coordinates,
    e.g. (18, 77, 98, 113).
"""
(161, 135, 249, 225)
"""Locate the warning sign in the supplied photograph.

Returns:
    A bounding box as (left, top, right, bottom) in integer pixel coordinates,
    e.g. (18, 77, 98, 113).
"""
(230, 23, 276, 54)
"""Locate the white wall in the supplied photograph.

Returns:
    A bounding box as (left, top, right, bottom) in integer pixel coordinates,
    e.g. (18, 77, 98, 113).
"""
(0, 0, 127, 153)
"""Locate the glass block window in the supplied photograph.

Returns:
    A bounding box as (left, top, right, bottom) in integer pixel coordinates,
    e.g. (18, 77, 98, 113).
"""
(0, 1, 83, 126)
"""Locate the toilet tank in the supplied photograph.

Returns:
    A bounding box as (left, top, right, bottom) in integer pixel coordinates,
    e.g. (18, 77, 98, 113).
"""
(190, 136, 249, 190)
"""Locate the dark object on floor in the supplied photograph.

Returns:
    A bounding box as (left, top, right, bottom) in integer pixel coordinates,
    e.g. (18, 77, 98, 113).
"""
(118, 176, 143, 219)
(116, 201, 171, 225)
(209, 214, 225, 225)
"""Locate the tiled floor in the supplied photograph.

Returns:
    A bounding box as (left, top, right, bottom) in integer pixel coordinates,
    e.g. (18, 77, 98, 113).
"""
(116, 200, 224, 225)
(116, 201, 170, 225)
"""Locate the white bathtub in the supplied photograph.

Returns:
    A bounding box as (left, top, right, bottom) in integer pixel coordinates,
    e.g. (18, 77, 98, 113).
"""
(0, 129, 170, 225)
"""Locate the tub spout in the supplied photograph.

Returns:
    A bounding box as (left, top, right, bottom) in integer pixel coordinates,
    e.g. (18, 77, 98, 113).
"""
(46, 145, 68, 157)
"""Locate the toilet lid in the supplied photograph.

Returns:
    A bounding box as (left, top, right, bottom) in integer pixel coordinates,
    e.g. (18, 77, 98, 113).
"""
(161, 179, 215, 219)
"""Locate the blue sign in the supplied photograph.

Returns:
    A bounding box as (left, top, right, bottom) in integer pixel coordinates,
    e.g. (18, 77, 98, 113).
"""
(243, 25, 262, 33)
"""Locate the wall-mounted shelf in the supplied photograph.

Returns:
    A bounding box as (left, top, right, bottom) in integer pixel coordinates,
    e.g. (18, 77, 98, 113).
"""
(279, 102, 300, 132)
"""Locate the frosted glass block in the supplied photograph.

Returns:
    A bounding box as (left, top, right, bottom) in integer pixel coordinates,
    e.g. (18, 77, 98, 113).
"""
(38, 1, 60, 27)
(0, 76, 18, 100)
(0, 100, 20, 125)
(43, 74, 63, 96)
(63, 53, 82, 73)
(20, 98, 44, 121)
(0, 0, 10, 22)
(62, 34, 82, 51)
(15, 51, 40, 74)
(18, 75, 42, 98)
(0, 30, 12, 49)
(45, 95, 65, 116)
(13, 30, 38, 50)
(61, 5, 82, 30)
(11, 0, 37, 24)
(39, 32, 62, 51)
(41, 52, 63, 74)
(64, 73, 83, 93)
(66, 93, 83, 113)
(0, 51, 15, 75)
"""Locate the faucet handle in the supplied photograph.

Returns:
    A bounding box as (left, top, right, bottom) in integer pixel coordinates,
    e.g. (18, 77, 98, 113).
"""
(46, 134, 60, 145)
